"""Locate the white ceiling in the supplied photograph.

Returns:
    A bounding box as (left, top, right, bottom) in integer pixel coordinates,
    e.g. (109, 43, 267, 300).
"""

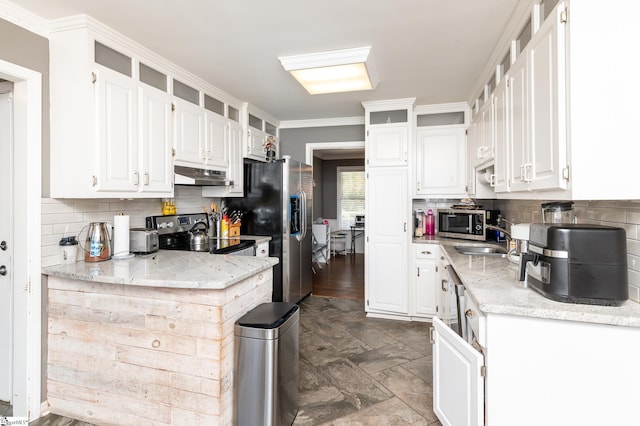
(14, 0, 522, 122)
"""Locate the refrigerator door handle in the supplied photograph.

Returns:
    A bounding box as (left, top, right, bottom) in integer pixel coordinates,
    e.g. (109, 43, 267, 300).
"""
(297, 188, 307, 241)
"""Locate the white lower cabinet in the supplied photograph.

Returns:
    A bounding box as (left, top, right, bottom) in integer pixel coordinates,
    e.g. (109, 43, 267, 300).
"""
(433, 308, 640, 426)
(432, 316, 484, 426)
(255, 241, 269, 257)
(365, 168, 409, 316)
(412, 244, 440, 318)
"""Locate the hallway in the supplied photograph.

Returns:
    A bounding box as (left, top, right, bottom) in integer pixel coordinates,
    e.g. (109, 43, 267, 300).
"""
(312, 253, 364, 301)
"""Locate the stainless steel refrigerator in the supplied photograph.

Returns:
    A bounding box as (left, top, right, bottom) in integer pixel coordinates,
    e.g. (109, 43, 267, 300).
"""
(226, 156, 313, 303)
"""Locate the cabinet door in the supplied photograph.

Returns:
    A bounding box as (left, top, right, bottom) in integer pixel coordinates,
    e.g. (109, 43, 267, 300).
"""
(365, 168, 409, 314)
(367, 124, 408, 167)
(479, 103, 494, 164)
(174, 98, 204, 167)
(246, 127, 267, 161)
(492, 79, 510, 192)
(204, 110, 229, 169)
(466, 118, 479, 195)
(528, 5, 568, 191)
(95, 66, 138, 192)
(227, 120, 244, 194)
(415, 127, 466, 196)
(432, 316, 484, 426)
(508, 55, 529, 192)
(139, 84, 173, 193)
(415, 260, 438, 317)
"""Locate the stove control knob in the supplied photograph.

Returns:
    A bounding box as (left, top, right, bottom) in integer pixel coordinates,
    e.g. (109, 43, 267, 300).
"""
(167, 222, 174, 228)
(158, 223, 167, 229)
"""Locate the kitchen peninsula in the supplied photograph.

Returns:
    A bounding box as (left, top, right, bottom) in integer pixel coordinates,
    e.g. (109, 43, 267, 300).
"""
(41, 252, 278, 425)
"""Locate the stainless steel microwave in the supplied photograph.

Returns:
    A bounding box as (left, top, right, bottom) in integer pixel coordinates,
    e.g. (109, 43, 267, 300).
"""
(437, 209, 500, 241)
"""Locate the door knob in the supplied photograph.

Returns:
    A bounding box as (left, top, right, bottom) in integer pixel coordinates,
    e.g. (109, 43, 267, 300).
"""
(0, 265, 6, 276)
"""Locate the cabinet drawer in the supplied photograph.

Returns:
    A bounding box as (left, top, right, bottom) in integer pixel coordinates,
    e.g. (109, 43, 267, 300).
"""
(415, 245, 439, 259)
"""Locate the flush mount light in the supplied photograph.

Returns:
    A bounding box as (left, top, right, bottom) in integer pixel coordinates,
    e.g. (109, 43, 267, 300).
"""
(279, 46, 379, 95)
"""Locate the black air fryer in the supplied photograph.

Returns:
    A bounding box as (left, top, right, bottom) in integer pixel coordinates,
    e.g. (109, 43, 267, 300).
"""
(519, 224, 628, 306)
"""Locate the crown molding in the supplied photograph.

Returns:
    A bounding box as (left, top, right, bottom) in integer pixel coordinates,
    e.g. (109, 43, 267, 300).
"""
(0, 0, 49, 37)
(279, 116, 364, 129)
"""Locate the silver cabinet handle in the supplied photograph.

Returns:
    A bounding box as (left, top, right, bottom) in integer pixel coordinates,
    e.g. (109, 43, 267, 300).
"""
(421, 250, 432, 255)
(0, 265, 6, 276)
(0, 241, 6, 251)
(465, 309, 473, 319)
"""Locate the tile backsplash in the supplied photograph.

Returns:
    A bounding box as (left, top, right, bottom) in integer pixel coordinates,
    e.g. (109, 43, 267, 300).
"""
(41, 186, 220, 267)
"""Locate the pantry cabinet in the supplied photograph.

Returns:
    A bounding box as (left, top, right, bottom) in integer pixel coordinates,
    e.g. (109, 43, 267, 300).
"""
(366, 124, 409, 167)
(363, 99, 414, 319)
(365, 167, 409, 316)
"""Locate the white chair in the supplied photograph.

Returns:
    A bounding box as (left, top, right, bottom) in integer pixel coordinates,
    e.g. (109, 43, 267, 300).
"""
(330, 231, 348, 256)
(312, 224, 330, 273)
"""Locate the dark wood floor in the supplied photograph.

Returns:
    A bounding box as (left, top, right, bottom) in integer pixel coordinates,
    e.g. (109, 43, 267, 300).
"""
(312, 253, 364, 300)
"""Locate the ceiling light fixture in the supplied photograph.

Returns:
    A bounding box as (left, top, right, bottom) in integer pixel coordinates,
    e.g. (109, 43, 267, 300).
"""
(279, 46, 379, 95)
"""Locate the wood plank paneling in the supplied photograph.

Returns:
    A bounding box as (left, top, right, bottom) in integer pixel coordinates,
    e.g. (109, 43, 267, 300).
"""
(46, 271, 272, 425)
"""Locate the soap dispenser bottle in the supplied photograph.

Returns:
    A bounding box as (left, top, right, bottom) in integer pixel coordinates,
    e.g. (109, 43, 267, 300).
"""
(425, 209, 435, 236)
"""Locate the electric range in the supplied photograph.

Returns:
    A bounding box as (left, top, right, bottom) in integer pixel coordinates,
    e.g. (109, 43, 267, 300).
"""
(145, 213, 255, 255)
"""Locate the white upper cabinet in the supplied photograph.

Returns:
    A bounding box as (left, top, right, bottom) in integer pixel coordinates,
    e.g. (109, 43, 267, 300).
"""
(413, 105, 468, 197)
(138, 79, 173, 193)
(475, 0, 640, 200)
(492, 77, 510, 192)
(49, 21, 175, 198)
(173, 96, 205, 168)
(243, 105, 279, 162)
(94, 63, 138, 193)
(48, 15, 245, 198)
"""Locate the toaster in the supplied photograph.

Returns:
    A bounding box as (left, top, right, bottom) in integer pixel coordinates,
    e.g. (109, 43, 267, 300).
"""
(129, 228, 159, 254)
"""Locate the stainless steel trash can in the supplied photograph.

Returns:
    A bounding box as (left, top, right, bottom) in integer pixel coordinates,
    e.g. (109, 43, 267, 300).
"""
(234, 302, 299, 426)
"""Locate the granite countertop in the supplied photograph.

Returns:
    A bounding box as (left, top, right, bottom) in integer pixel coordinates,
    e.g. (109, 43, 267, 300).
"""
(42, 250, 278, 290)
(414, 235, 640, 328)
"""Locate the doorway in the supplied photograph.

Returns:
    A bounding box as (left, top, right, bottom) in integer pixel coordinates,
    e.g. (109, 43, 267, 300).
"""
(306, 142, 365, 300)
(0, 59, 43, 420)
(0, 81, 13, 409)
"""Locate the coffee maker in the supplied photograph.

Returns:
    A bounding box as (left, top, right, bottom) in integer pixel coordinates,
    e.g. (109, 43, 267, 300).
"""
(519, 224, 628, 306)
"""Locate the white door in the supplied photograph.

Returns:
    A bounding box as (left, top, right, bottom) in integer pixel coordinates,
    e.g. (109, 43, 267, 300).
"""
(0, 81, 13, 403)
(366, 124, 408, 167)
(139, 84, 173, 193)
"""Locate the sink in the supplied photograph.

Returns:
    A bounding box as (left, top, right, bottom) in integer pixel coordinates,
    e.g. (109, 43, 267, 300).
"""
(454, 245, 508, 257)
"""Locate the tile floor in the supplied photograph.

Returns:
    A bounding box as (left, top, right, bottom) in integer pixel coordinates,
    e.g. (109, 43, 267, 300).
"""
(24, 295, 441, 425)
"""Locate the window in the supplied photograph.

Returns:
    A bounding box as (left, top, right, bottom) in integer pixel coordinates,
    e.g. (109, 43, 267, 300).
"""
(337, 166, 365, 229)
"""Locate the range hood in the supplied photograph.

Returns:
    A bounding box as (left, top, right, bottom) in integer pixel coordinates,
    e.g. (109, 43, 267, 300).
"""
(174, 165, 232, 186)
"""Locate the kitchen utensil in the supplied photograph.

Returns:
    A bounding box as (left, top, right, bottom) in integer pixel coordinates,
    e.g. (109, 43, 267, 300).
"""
(188, 221, 209, 252)
(84, 222, 112, 262)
